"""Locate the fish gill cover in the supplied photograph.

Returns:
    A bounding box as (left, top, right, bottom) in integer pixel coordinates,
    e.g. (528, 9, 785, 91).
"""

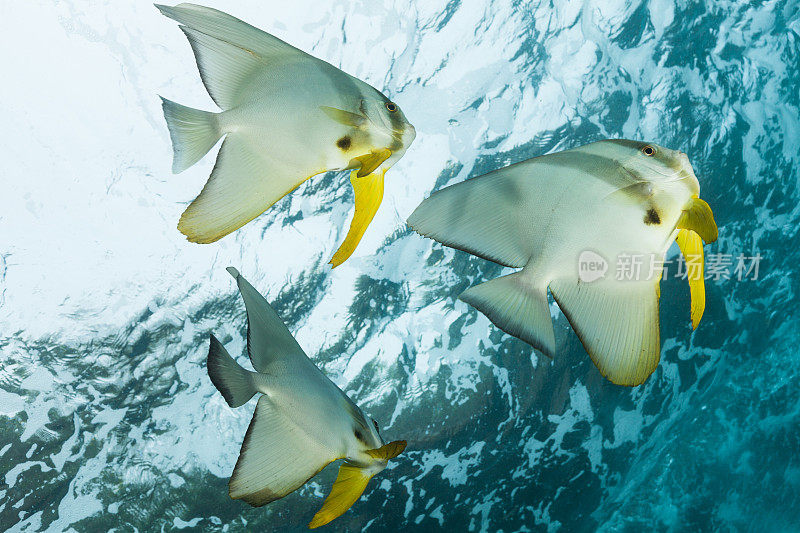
(1, 0, 799, 531)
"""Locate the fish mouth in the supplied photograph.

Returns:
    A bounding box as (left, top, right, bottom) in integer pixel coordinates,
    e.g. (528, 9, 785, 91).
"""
(391, 123, 416, 145)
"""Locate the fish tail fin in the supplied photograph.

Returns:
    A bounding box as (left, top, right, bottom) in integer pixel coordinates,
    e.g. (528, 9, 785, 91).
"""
(459, 271, 556, 357)
(160, 97, 222, 173)
(207, 334, 258, 408)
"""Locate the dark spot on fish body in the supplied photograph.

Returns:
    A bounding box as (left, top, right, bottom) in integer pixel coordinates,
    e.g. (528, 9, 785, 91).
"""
(644, 207, 661, 225)
(337, 136, 352, 151)
(353, 428, 366, 443)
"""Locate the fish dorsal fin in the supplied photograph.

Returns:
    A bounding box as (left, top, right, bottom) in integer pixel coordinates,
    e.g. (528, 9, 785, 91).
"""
(549, 278, 661, 386)
(157, 3, 307, 59)
(407, 163, 539, 268)
(365, 440, 407, 460)
(675, 229, 706, 329)
(226, 267, 309, 372)
(677, 197, 718, 243)
(308, 463, 375, 529)
(407, 146, 647, 270)
(329, 168, 387, 268)
(229, 396, 340, 506)
(157, 3, 310, 109)
(175, 25, 265, 109)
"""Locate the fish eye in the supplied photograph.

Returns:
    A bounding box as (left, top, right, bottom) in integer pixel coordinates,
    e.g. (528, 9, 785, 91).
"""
(642, 145, 656, 156)
(385, 102, 398, 113)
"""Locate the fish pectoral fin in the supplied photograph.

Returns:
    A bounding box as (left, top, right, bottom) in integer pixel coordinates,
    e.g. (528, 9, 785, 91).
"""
(365, 440, 407, 460)
(329, 169, 386, 268)
(677, 197, 718, 243)
(549, 278, 661, 386)
(676, 228, 706, 329)
(603, 181, 654, 205)
(229, 397, 338, 507)
(178, 132, 322, 244)
(308, 463, 375, 529)
(320, 106, 367, 128)
(352, 148, 392, 178)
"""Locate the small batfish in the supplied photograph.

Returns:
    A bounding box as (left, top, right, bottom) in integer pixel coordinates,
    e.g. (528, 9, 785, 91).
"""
(208, 267, 406, 527)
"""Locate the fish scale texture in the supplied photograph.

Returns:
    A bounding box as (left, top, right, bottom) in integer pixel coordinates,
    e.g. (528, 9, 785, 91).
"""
(1, 1, 799, 531)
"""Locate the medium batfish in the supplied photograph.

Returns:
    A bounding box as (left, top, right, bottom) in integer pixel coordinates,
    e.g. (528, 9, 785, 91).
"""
(157, 4, 416, 266)
(208, 267, 406, 527)
(408, 140, 718, 386)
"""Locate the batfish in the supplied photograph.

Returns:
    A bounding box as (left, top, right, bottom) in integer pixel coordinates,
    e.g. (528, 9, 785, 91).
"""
(157, 4, 416, 266)
(408, 140, 718, 386)
(208, 267, 406, 527)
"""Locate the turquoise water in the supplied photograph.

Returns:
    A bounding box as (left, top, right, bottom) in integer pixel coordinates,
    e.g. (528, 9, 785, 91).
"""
(1, 1, 799, 531)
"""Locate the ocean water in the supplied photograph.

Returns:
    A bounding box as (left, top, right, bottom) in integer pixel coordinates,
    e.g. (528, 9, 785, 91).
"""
(1, 0, 799, 531)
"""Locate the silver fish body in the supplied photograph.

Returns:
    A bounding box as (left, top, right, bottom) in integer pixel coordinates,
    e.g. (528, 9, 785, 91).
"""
(208, 268, 406, 527)
(409, 139, 718, 386)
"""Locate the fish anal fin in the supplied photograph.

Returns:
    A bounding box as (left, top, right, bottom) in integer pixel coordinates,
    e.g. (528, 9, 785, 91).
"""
(308, 463, 374, 529)
(229, 397, 339, 506)
(329, 169, 386, 268)
(676, 228, 706, 329)
(177, 134, 321, 244)
(549, 278, 661, 386)
(365, 440, 407, 460)
(459, 271, 555, 357)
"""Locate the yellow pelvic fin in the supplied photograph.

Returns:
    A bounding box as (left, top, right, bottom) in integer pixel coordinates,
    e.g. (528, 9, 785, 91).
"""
(677, 197, 718, 243)
(329, 169, 386, 268)
(319, 106, 367, 127)
(365, 440, 407, 460)
(352, 148, 392, 178)
(676, 228, 706, 330)
(308, 463, 374, 529)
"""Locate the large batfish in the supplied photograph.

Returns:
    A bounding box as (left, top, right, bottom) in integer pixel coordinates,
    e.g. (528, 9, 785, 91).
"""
(408, 140, 718, 386)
